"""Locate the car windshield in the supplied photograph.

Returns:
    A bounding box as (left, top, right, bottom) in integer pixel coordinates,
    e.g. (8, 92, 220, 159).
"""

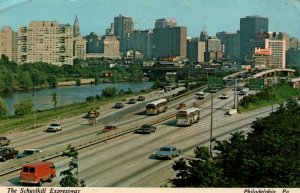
(50, 124, 60, 127)
(0, 148, 9, 152)
(142, 124, 151, 128)
(159, 147, 171, 151)
(22, 150, 34, 155)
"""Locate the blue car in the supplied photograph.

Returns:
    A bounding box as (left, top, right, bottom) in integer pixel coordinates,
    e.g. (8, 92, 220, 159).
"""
(154, 146, 181, 159)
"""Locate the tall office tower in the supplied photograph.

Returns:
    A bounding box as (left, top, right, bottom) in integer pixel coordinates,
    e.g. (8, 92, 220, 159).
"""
(204, 36, 222, 62)
(265, 38, 286, 68)
(127, 29, 153, 59)
(155, 18, 177, 29)
(216, 30, 240, 61)
(199, 30, 208, 42)
(0, 26, 18, 61)
(240, 16, 268, 63)
(113, 14, 134, 38)
(187, 38, 205, 63)
(100, 35, 120, 58)
(153, 26, 187, 58)
(85, 32, 102, 53)
(18, 21, 73, 66)
(73, 15, 81, 37)
(113, 14, 134, 54)
(73, 36, 86, 60)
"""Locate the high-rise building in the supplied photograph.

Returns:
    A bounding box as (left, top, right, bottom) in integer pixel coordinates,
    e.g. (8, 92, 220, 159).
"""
(187, 38, 205, 63)
(240, 16, 268, 63)
(73, 15, 81, 37)
(0, 26, 18, 61)
(265, 38, 286, 68)
(216, 30, 240, 61)
(127, 30, 153, 58)
(101, 35, 120, 58)
(18, 21, 73, 66)
(73, 36, 86, 60)
(113, 14, 134, 38)
(153, 25, 187, 58)
(155, 18, 177, 29)
(85, 32, 102, 53)
(113, 14, 134, 54)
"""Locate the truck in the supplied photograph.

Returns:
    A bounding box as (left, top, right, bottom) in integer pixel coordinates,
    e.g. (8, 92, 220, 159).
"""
(0, 147, 18, 162)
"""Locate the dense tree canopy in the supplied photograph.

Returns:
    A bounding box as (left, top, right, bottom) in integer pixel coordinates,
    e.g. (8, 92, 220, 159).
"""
(172, 99, 300, 187)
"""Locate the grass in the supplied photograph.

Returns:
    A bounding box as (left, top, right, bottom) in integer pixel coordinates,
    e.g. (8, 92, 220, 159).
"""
(238, 84, 300, 113)
(0, 93, 141, 134)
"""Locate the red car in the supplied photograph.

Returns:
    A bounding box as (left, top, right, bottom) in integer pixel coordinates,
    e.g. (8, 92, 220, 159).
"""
(102, 125, 119, 133)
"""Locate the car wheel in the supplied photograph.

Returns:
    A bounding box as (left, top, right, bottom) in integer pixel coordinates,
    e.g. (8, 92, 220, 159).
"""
(48, 175, 53, 182)
(2, 157, 5, 162)
(37, 180, 42, 187)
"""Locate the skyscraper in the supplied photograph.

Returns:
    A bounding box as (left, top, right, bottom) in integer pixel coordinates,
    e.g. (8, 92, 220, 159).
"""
(73, 15, 81, 37)
(127, 30, 153, 59)
(113, 14, 134, 54)
(18, 21, 73, 66)
(113, 14, 134, 38)
(155, 18, 177, 29)
(240, 16, 268, 63)
(153, 25, 187, 58)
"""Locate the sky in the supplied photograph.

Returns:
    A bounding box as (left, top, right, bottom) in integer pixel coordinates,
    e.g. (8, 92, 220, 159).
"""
(0, 0, 300, 38)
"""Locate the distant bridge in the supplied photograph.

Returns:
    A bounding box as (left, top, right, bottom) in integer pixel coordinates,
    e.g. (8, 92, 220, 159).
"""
(250, 68, 295, 79)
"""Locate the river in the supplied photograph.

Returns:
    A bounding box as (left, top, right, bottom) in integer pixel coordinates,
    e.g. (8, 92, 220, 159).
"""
(0, 81, 154, 116)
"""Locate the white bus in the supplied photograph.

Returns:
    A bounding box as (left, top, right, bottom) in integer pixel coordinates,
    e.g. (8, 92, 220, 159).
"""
(176, 107, 200, 126)
(146, 98, 168, 115)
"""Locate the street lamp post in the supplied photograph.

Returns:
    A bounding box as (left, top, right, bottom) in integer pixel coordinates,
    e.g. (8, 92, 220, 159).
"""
(33, 81, 37, 128)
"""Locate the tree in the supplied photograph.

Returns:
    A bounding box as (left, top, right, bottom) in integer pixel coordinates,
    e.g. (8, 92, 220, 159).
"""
(51, 92, 58, 111)
(0, 97, 7, 117)
(47, 75, 57, 88)
(18, 71, 33, 90)
(101, 86, 118, 97)
(60, 144, 85, 187)
(14, 99, 33, 116)
(172, 100, 300, 187)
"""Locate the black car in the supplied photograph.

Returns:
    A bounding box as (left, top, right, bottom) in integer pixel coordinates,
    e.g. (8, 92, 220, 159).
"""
(135, 124, 156, 134)
(128, 99, 136, 104)
(137, 96, 145, 101)
(0, 147, 18, 162)
(114, 102, 124, 108)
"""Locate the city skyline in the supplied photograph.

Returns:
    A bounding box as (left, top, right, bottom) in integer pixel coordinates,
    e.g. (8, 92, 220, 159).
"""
(0, 0, 300, 38)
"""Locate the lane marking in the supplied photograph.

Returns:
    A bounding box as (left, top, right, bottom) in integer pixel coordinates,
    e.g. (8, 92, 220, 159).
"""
(87, 181, 98, 187)
(124, 162, 141, 170)
(92, 154, 106, 160)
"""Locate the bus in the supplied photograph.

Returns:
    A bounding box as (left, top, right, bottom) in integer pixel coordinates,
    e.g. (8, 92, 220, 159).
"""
(176, 107, 200, 126)
(146, 98, 168, 115)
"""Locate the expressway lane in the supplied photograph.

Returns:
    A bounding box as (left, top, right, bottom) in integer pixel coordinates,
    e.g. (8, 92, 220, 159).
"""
(0, 87, 273, 187)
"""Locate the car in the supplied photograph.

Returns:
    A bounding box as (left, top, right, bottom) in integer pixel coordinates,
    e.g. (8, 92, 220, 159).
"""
(16, 149, 42, 159)
(128, 98, 136, 104)
(0, 147, 18, 162)
(154, 146, 181, 159)
(238, 90, 247, 95)
(0, 136, 10, 146)
(156, 88, 165, 94)
(134, 124, 156, 134)
(46, 123, 63, 132)
(101, 125, 119, 133)
(220, 93, 229, 99)
(177, 103, 186, 109)
(114, 102, 124, 108)
(196, 92, 209, 99)
(137, 96, 145, 101)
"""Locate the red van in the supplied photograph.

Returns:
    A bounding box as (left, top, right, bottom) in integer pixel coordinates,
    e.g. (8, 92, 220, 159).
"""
(20, 161, 56, 186)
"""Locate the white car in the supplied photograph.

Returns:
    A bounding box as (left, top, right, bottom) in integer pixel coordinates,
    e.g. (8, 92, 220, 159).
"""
(46, 123, 63, 132)
(16, 149, 42, 159)
(220, 93, 229, 99)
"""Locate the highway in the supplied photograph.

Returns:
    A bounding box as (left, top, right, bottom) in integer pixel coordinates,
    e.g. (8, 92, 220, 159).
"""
(0, 87, 274, 187)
